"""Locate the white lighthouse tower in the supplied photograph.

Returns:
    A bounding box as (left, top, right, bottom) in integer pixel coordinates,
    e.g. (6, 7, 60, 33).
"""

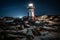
(28, 1, 35, 21)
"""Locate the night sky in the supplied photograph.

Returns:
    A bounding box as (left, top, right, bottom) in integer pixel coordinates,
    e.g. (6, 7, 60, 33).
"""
(0, 0, 60, 17)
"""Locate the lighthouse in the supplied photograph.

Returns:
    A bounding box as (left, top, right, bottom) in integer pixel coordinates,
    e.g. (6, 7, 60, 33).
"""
(28, 1, 35, 21)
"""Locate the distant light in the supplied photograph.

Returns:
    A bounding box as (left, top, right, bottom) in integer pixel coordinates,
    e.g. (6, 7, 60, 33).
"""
(29, 3, 33, 6)
(19, 16, 23, 18)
